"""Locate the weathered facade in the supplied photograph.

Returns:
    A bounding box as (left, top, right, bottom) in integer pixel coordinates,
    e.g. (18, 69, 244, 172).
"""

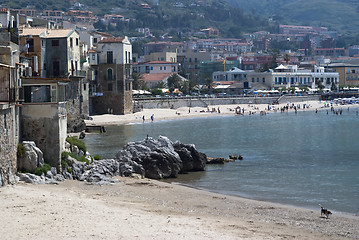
(0, 8, 21, 185)
(21, 78, 68, 170)
(91, 36, 133, 115)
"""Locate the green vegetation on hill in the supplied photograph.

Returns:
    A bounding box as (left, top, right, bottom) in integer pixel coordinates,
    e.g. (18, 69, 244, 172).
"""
(225, 0, 359, 34)
(2, 0, 271, 38)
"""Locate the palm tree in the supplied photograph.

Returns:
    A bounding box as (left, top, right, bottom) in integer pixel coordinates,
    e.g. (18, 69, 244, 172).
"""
(132, 72, 146, 90)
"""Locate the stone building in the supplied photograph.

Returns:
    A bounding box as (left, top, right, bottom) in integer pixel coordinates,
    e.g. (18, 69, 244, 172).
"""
(0, 8, 21, 185)
(90, 36, 133, 115)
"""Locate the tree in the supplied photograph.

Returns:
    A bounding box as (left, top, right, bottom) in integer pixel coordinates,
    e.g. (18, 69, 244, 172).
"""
(167, 74, 182, 89)
(283, 53, 290, 64)
(132, 72, 146, 90)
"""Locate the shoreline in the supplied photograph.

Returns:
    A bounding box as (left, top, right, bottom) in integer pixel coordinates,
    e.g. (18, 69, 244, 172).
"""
(1, 178, 358, 239)
(85, 100, 359, 127)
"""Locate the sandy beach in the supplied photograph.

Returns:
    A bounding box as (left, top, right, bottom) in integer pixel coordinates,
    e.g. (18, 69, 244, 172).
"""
(1, 178, 358, 240)
(2, 100, 358, 239)
(84, 100, 357, 126)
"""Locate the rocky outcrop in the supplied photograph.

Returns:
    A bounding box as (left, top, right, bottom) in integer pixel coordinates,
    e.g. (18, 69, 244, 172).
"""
(116, 136, 207, 179)
(18, 136, 207, 184)
(17, 141, 44, 172)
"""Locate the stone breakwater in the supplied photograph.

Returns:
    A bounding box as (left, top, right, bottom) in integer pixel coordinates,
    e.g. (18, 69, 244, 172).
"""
(18, 136, 208, 184)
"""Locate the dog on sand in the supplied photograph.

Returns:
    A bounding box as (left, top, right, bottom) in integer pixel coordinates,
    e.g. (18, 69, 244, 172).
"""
(319, 205, 332, 218)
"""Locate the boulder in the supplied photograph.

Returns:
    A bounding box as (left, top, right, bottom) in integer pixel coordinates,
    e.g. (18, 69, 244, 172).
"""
(17, 141, 44, 172)
(118, 136, 183, 179)
(207, 157, 225, 164)
(173, 141, 206, 172)
(17, 173, 45, 184)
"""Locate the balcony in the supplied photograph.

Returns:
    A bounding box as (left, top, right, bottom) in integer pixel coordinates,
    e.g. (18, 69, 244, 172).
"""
(70, 70, 87, 78)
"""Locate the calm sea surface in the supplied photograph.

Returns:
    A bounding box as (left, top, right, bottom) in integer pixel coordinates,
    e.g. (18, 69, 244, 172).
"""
(84, 109, 359, 215)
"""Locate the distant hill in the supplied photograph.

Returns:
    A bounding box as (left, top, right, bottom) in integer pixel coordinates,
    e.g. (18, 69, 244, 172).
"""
(225, 0, 359, 34)
(1, 0, 272, 38)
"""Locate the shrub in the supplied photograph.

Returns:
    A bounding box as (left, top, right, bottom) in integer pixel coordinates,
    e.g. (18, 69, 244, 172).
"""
(66, 136, 87, 153)
(17, 144, 26, 157)
(33, 163, 52, 176)
(61, 151, 89, 165)
(94, 154, 101, 160)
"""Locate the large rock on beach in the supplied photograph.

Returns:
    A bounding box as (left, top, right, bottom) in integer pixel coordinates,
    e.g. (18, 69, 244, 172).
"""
(116, 136, 207, 179)
(173, 141, 206, 172)
(17, 141, 44, 172)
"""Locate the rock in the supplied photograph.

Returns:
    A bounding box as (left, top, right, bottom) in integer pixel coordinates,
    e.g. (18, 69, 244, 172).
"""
(173, 142, 206, 172)
(229, 154, 238, 160)
(238, 155, 243, 160)
(17, 173, 45, 184)
(17, 141, 44, 172)
(119, 136, 183, 179)
(54, 174, 65, 182)
(79, 131, 86, 139)
(206, 157, 225, 164)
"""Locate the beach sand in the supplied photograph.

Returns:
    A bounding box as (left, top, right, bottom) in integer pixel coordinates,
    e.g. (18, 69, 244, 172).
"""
(84, 100, 355, 126)
(1, 178, 358, 240)
(3, 100, 358, 239)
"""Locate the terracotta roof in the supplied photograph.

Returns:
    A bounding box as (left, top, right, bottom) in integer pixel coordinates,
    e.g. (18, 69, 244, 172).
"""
(0, 8, 8, 13)
(98, 37, 125, 43)
(142, 73, 173, 82)
(88, 49, 97, 53)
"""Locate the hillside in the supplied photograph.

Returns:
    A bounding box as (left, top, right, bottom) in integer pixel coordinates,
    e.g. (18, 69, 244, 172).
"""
(1, 0, 271, 38)
(225, 0, 359, 34)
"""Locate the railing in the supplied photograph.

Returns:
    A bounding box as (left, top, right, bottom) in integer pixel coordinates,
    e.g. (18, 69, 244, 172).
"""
(70, 70, 87, 78)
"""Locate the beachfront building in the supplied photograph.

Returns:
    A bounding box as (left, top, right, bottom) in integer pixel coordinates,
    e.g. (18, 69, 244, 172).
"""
(213, 64, 339, 92)
(327, 63, 359, 87)
(177, 50, 211, 83)
(91, 36, 133, 115)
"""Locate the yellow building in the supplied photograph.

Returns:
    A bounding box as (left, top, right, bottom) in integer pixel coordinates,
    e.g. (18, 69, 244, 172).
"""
(327, 63, 359, 87)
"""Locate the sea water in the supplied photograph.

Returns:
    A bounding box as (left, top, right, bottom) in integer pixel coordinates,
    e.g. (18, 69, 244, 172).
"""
(84, 109, 359, 215)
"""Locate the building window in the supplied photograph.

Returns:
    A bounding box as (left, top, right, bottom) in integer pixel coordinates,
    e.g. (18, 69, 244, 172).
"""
(76, 38, 79, 46)
(92, 55, 95, 60)
(93, 38, 97, 44)
(160, 67, 162, 70)
(275, 77, 277, 84)
(107, 68, 113, 80)
(164, 66, 166, 70)
(83, 83, 86, 91)
(108, 83, 113, 91)
(252, 77, 254, 83)
(262, 77, 265, 83)
(52, 40, 59, 46)
(125, 51, 128, 63)
(70, 38, 73, 47)
(150, 66, 153, 70)
(107, 51, 113, 64)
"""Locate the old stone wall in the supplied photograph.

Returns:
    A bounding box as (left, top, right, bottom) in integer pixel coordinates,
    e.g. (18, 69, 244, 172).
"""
(134, 97, 278, 109)
(21, 104, 67, 170)
(0, 105, 17, 186)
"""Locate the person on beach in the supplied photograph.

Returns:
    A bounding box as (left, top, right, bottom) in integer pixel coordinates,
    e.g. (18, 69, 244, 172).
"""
(151, 114, 154, 122)
(142, 115, 145, 122)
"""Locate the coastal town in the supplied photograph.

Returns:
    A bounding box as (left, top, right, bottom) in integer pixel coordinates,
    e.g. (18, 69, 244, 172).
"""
(1, 1, 359, 239)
